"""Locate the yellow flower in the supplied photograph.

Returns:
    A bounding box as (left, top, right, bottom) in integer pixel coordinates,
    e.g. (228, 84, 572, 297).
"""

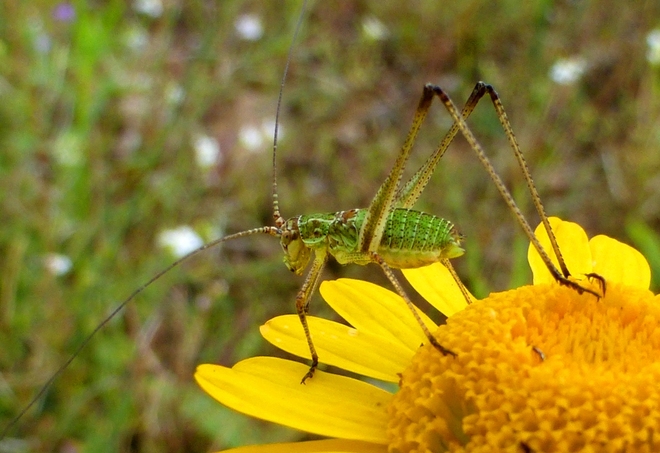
(195, 218, 656, 452)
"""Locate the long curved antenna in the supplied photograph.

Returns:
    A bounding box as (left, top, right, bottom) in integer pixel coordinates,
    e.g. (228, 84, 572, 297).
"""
(272, 0, 309, 227)
(0, 226, 279, 439)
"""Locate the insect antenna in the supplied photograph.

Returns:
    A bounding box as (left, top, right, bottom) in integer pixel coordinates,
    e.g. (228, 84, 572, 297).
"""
(2, 1, 313, 440)
(0, 226, 280, 439)
(272, 0, 309, 228)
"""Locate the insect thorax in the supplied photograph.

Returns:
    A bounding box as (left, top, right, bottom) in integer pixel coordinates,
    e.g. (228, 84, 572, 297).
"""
(280, 209, 464, 273)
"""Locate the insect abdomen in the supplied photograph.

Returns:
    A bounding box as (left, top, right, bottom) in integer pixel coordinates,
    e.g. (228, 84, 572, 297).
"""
(298, 208, 463, 269)
(378, 208, 464, 269)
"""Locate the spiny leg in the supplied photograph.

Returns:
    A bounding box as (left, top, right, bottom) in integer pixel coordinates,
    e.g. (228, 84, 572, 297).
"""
(296, 251, 329, 383)
(392, 85, 480, 306)
(482, 85, 604, 295)
(397, 83, 583, 288)
(478, 83, 572, 279)
(396, 83, 485, 208)
(371, 252, 456, 357)
(359, 87, 436, 253)
(467, 85, 605, 294)
(426, 84, 602, 298)
(441, 258, 474, 306)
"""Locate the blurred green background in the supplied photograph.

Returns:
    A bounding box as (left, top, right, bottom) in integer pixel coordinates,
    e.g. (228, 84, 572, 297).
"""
(1, 0, 660, 451)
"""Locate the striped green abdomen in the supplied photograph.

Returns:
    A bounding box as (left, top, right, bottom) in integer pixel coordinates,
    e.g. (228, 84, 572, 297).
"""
(296, 208, 463, 269)
(376, 208, 464, 268)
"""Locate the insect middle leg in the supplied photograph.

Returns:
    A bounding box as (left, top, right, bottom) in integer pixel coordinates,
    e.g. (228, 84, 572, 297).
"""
(372, 253, 456, 356)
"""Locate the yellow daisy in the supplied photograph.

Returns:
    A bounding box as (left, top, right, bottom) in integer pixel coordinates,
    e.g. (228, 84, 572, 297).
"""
(195, 217, 656, 452)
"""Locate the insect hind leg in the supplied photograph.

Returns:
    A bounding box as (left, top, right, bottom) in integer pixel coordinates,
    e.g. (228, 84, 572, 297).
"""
(426, 83, 603, 298)
(396, 82, 487, 209)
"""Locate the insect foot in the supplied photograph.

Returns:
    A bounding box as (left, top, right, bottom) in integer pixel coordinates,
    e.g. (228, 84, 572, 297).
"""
(556, 273, 606, 299)
(429, 335, 457, 357)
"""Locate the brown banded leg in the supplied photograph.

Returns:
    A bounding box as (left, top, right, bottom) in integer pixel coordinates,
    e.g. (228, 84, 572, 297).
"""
(396, 82, 487, 208)
(586, 272, 607, 295)
(360, 86, 437, 254)
(441, 258, 474, 306)
(344, 85, 460, 357)
(426, 83, 603, 298)
(296, 252, 328, 383)
(371, 252, 456, 357)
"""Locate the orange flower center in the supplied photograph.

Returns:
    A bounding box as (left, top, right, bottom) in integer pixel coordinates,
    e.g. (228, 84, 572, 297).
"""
(387, 283, 660, 452)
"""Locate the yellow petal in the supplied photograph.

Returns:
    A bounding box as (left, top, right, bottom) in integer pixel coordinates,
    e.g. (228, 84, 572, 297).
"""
(402, 262, 474, 316)
(218, 439, 387, 453)
(319, 279, 434, 348)
(195, 358, 389, 444)
(589, 234, 651, 289)
(528, 217, 592, 284)
(261, 315, 414, 382)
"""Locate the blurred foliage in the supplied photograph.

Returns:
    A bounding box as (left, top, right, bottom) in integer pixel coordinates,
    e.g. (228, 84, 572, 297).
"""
(1, 0, 660, 451)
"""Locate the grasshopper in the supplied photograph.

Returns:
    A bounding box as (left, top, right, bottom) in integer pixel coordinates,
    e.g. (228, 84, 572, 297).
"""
(268, 75, 606, 383)
(2, 1, 604, 444)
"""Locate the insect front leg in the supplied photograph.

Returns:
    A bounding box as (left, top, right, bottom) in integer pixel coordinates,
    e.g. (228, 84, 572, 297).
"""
(295, 251, 328, 384)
